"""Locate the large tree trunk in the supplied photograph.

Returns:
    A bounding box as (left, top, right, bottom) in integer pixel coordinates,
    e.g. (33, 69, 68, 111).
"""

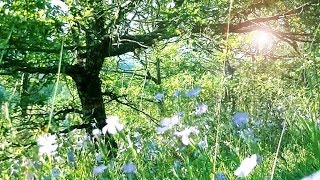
(72, 70, 105, 128)
(71, 66, 117, 154)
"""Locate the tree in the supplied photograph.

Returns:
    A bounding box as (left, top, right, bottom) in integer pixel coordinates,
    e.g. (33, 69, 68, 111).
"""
(0, 0, 319, 156)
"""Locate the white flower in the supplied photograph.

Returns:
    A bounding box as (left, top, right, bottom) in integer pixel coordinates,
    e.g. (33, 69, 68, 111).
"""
(195, 104, 208, 115)
(154, 93, 164, 102)
(156, 114, 181, 134)
(317, 117, 320, 128)
(122, 162, 137, 173)
(156, 126, 171, 134)
(232, 112, 249, 127)
(37, 134, 58, 156)
(93, 165, 108, 175)
(92, 129, 102, 137)
(160, 115, 179, 127)
(102, 116, 124, 135)
(186, 87, 201, 97)
(302, 170, 320, 180)
(234, 154, 259, 177)
(174, 126, 199, 145)
(166, 1, 175, 8)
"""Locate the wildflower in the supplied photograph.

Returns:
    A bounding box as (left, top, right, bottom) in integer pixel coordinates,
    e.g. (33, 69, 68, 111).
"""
(54, 156, 63, 163)
(92, 165, 108, 175)
(215, 173, 227, 180)
(133, 131, 141, 141)
(122, 162, 137, 173)
(102, 116, 124, 135)
(154, 93, 164, 102)
(173, 90, 181, 97)
(316, 117, 320, 128)
(160, 115, 179, 127)
(232, 112, 249, 127)
(174, 126, 199, 145)
(92, 129, 102, 137)
(198, 137, 208, 149)
(186, 87, 201, 97)
(67, 149, 75, 164)
(156, 126, 171, 134)
(51, 167, 60, 178)
(276, 105, 285, 112)
(37, 134, 58, 156)
(156, 114, 181, 134)
(134, 142, 143, 153)
(195, 104, 208, 115)
(234, 154, 259, 177)
(166, 1, 175, 8)
(302, 170, 320, 180)
(95, 152, 103, 162)
(76, 139, 84, 149)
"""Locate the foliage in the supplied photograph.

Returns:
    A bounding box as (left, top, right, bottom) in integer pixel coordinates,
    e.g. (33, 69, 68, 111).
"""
(0, 0, 320, 179)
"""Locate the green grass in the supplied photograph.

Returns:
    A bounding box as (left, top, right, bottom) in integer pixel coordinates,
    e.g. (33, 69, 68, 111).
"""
(1, 86, 320, 179)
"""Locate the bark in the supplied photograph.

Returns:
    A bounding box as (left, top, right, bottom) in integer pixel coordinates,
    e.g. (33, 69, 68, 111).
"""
(70, 65, 117, 154)
(72, 69, 105, 127)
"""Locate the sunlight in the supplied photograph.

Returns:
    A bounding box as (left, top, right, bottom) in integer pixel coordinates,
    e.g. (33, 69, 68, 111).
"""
(252, 30, 274, 52)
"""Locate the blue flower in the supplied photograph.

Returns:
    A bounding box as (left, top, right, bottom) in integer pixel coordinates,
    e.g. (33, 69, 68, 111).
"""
(195, 104, 208, 115)
(215, 173, 227, 180)
(186, 87, 201, 97)
(67, 149, 75, 164)
(51, 167, 60, 178)
(93, 165, 108, 175)
(154, 93, 164, 102)
(232, 112, 249, 127)
(122, 162, 137, 173)
(197, 140, 208, 149)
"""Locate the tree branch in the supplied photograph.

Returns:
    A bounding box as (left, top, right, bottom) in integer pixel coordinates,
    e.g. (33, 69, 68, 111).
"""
(0, 56, 73, 75)
(102, 90, 159, 125)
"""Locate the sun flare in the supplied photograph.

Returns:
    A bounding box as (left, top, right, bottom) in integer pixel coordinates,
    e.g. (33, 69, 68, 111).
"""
(252, 30, 274, 52)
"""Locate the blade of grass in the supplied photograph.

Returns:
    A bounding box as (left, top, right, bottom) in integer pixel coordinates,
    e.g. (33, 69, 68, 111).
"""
(270, 120, 286, 180)
(47, 41, 64, 132)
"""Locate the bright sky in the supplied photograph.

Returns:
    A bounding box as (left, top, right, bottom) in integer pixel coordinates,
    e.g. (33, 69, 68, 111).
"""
(51, 0, 69, 12)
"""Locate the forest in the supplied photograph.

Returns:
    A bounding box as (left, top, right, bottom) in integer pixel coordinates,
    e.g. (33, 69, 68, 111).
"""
(0, 0, 320, 179)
